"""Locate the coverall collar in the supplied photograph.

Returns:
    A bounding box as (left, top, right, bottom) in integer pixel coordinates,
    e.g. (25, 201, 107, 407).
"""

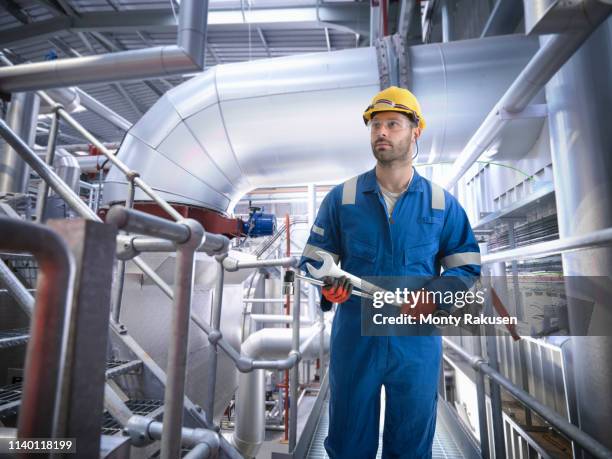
(362, 166, 424, 194)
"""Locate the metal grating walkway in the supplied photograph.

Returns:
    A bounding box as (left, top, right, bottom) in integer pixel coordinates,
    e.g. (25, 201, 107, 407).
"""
(306, 393, 465, 459)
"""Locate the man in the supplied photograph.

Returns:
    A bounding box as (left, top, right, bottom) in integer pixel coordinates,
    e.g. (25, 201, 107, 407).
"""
(298, 86, 481, 458)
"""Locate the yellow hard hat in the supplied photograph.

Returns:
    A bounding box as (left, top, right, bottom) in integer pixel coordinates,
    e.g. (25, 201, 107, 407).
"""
(362, 86, 426, 131)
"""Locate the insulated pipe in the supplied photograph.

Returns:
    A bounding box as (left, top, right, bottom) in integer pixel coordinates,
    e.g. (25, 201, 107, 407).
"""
(443, 0, 611, 189)
(229, 326, 329, 458)
(542, 14, 612, 453)
(0, 218, 74, 440)
(103, 34, 543, 212)
(0, 92, 40, 194)
(0, 0, 208, 92)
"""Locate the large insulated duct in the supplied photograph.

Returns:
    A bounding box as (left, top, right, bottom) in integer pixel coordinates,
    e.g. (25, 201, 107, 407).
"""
(229, 326, 330, 458)
(103, 34, 543, 212)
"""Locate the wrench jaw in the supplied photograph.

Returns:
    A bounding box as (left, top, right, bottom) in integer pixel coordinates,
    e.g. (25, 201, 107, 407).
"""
(305, 251, 337, 279)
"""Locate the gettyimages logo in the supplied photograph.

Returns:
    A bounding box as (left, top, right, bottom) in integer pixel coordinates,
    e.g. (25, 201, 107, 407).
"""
(360, 276, 612, 337)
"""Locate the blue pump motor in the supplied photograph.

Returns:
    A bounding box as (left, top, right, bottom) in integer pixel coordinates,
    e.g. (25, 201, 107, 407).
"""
(242, 207, 276, 237)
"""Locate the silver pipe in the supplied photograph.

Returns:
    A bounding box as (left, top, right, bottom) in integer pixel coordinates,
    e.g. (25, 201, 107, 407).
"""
(0, 90, 191, 344)
(289, 279, 301, 451)
(0, 258, 35, 313)
(443, 338, 612, 459)
(133, 176, 184, 221)
(243, 298, 308, 304)
(160, 219, 204, 459)
(223, 256, 297, 272)
(74, 155, 111, 173)
(440, 0, 452, 43)
(0, 218, 74, 440)
(482, 227, 612, 264)
(230, 325, 328, 457)
(39, 91, 182, 222)
(0, 117, 99, 220)
(0, 0, 209, 92)
(250, 314, 313, 325)
(0, 92, 40, 194)
(126, 415, 220, 452)
(74, 88, 132, 131)
(183, 443, 211, 459)
(206, 258, 225, 426)
(106, 206, 190, 243)
(35, 110, 60, 222)
(444, 0, 612, 189)
(111, 180, 136, 324)
(118, 232, 229, 256)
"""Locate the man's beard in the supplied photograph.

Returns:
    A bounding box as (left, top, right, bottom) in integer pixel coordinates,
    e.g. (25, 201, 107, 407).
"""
(372, 143, 411, 166)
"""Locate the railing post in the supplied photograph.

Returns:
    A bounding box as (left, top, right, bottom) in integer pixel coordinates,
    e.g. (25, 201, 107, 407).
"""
(111, 173, 138, 324)
(289, 277, 301, 452)
(160, 219, 204, 459)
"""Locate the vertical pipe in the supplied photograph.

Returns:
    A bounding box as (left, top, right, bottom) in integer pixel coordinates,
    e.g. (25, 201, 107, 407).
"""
(543, 17, 612, 455)
(35, 110, 60, 222)
(283, 213, 291, 442)
(160, 234, 200, 459)
(289, 278, 301, 452)
(482, 248, 506, 458)
(111, 179, 136, 324)
(206, 256, 225, 426)
(473, 334, 490, 459)
(0, 92, 40, 194)
(307, 184, 317, 322)
(441, 0, 453, 43)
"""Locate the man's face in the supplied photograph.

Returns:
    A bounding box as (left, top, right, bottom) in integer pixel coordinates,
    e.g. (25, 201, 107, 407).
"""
(369, 111, 418, 165)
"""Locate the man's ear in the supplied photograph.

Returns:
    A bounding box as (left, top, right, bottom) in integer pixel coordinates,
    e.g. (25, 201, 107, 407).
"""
(413, 127, 422, 141)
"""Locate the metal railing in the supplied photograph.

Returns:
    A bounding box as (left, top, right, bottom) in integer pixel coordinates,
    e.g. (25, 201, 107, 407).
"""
(106, 206, 204, 459)
(0, 218, 74, 440)
(442, 224, 612, 458)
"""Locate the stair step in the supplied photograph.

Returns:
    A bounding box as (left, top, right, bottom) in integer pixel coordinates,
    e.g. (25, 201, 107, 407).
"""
(0, 360, 143, 414)
(0, 328, 29, 349)
(102, 399, 163, 436)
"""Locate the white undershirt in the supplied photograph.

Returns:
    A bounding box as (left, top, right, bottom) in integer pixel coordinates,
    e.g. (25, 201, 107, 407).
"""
(378, 173, 414, 217)
(379, 185, 403, 216)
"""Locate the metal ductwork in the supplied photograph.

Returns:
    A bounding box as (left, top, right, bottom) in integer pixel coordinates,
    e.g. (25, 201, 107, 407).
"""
(0, 0, 208, 92)
(104, 34, 543, 213)
(229, 326, 330, 458)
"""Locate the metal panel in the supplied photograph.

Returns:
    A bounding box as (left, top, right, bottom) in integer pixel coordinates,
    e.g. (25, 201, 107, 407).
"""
(156, 121, 237, 198)
(128, 95, 183, 149)
(48, 219, 117, 457)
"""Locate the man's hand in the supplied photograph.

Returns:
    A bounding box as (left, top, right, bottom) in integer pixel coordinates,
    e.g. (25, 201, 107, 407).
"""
(400, 289, 437, 318)
(322, 276, 353, 304)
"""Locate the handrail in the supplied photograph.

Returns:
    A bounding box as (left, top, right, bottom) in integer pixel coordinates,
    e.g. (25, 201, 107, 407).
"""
(481, 226, 612, 264)
(36, 91, 183, 222)
(442, 337, 612, 459)
(107, 206, 205, 459)
(0, 218, 74, 439)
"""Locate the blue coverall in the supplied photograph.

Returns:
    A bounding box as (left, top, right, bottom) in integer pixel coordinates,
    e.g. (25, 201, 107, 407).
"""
(299, 167, 481, 459)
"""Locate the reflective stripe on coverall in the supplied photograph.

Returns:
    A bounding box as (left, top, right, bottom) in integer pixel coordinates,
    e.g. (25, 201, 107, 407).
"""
(299, 167, 481, 459)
